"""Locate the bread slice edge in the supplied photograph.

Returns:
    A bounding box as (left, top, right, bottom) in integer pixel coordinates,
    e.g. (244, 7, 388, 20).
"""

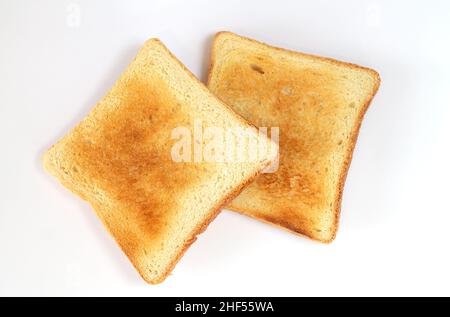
(44, 37, 278, 283)
(207, 31, 381, 243)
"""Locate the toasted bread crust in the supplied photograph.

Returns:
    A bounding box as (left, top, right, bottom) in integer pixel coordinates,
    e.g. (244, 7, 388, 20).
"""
(207, 32, 380, 242)
(208, 32, 380, 86)
(44, 38, 276, 283)
(152, 158, 274, 284)
(329, 76, 380, 242)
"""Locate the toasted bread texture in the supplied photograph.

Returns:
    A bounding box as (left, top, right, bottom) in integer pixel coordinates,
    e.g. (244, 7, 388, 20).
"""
(44, 38, 277, 283)
(208, 32, 380, 242)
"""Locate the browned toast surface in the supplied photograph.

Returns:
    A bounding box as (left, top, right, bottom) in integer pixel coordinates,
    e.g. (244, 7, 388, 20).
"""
(44, 38, 276, 283)
(208, 32, 380, 242)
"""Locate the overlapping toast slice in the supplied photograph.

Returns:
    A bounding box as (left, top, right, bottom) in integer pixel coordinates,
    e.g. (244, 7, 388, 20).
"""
(208, 32, 380, 242)
(44, 38, 277, 283)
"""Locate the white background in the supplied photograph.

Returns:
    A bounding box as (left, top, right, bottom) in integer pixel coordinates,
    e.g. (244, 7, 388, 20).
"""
(1, 0, 449, 296)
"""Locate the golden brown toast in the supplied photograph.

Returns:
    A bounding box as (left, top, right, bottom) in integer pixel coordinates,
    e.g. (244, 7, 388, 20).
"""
(207, 32, 380, 242)
(44, 38, 276, 283)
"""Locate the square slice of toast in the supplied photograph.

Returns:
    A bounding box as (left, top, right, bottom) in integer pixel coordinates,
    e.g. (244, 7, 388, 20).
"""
(207, 32, 380, 242)
(44, 39, 277, 283)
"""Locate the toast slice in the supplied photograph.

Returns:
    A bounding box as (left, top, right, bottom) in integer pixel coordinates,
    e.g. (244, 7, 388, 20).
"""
(44, 38, 277, 283)
(207, 32, 380, 242)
